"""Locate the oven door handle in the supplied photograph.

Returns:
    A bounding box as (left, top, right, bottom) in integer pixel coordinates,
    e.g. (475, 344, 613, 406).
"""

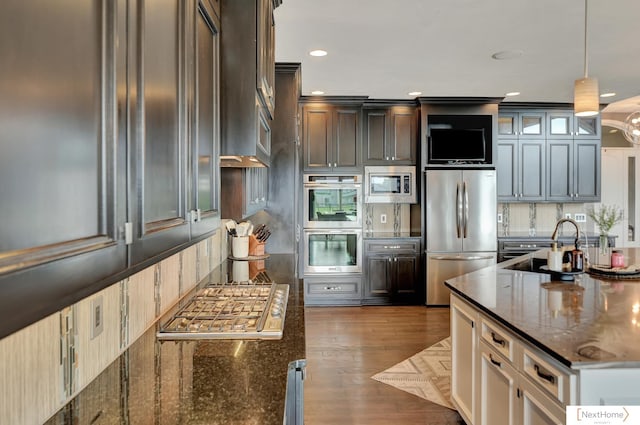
(309, 230, 360, 235)
(303, 183, 361, 189)
(431, 255, 495, 261)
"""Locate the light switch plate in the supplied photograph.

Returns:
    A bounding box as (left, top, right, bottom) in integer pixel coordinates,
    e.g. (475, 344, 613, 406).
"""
(497, 213, 503, 223)
(380, 214, 387, 224)
(575, 213, 586, 223)
(564, 213, 572, 219)
(90, 296, 104, 340)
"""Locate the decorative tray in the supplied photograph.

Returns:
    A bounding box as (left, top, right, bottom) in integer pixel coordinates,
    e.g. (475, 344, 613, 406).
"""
(228, 253, 270, 261)
(587, 264, 640, 279)
(539, 265, 583, 281)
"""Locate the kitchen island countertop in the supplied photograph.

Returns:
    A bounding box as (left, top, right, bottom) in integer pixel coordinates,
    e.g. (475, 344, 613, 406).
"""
(46, 254, 305, 425)
(445, 248, 640, 369)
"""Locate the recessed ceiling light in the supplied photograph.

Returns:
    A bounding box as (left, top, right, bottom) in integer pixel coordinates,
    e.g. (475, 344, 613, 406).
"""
(491, 50, 524, 60)
(311, 90, 325, 95)
(600, 92, 616, 98)
(505, 92, 521, 97)
(408, 91, 422, 96)
(309, 50, 327, 57)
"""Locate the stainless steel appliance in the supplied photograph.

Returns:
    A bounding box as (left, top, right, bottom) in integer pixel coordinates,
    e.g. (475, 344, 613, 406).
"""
(303, 174, 362, 228)
(157, 281, 289, 340)
(364, 165, 417, 203)
(303, 229, 362, 274)
(425, 169, 497, 305)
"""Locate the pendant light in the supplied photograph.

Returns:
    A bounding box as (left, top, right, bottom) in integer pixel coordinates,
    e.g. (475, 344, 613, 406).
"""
(574, 0, 599, 116)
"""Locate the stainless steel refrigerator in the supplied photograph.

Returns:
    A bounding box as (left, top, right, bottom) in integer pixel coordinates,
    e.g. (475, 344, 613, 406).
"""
(425, 169, 497, 305)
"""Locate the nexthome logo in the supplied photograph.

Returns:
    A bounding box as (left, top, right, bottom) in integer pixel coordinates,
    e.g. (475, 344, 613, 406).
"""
(567, 406, 637, 425)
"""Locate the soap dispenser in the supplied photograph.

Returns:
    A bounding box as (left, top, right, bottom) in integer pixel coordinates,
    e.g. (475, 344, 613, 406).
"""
(571, 239, 584, 272)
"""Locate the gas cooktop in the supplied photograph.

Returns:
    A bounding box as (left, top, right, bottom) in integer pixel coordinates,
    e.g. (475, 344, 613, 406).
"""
(157, 281, 289, 340)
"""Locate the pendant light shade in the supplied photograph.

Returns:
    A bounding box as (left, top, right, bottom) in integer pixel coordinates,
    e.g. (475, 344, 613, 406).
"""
(574, 77, 599, 117)
(574, 0, 599, 116)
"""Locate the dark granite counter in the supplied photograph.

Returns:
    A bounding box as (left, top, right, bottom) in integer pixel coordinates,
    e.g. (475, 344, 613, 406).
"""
(46, 254, 304, 425)
(445, 248, 640, 369)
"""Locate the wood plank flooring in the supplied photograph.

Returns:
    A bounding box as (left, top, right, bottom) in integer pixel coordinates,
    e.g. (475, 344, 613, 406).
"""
(304, 306, 465, 425)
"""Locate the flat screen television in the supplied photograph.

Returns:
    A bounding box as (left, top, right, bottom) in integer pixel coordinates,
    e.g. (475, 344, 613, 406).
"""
(429, 128, 486, 164)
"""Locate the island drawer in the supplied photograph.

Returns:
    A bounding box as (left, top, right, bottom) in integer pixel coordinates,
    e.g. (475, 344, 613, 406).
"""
(480, 318, 517, 364)
(523, 346, 575, 405)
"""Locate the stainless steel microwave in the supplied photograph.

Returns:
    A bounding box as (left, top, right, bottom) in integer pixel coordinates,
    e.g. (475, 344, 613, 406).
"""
(364, 166, 417, 203)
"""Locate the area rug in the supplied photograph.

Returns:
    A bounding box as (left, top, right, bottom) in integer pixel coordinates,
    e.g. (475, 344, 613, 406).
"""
(371, 337, 454, 410)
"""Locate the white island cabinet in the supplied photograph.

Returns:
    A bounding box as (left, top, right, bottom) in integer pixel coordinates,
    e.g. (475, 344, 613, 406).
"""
(452, 295, 567, 425)
(448, 254, 640, 425)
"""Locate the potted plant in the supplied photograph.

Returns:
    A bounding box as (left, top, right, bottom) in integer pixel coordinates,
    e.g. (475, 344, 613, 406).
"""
(587, 205, 623, 253)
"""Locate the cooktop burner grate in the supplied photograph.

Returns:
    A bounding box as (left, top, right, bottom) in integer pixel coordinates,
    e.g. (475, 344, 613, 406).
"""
(157, 281, 288, 340)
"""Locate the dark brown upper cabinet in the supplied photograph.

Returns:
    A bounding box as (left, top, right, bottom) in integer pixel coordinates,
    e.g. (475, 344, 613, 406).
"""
(221, 0, 280, 167)
(0, 1, 127, 338)
(302, 103, 362, 172)
(363, 106, 418, 165)
(128, 0, 191, 264)
(190, 2, 222, 239)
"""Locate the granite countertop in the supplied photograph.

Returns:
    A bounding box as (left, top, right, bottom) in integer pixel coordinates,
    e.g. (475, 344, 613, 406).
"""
(445, 248, 640, 369)
(46, 254, 305, 425)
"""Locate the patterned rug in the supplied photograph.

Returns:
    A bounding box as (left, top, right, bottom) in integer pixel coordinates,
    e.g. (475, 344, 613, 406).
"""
(371, 337, 454, 410)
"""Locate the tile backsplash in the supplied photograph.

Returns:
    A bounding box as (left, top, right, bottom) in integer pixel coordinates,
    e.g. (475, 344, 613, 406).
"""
(0, 228, 226, 425)
(364, 203, 411, 234)
(498, 202, 597, 236)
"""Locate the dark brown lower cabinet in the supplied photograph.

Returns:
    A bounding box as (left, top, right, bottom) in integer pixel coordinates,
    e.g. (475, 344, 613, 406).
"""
(363, 238, 421, 305)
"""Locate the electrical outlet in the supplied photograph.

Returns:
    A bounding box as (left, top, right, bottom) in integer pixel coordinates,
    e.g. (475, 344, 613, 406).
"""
(575, 213, 587, 223)
(497, 213, 503, 223)
(90, 296, 104, 340)
(564, 213, 572, 219)
(380, 214, 387, 224)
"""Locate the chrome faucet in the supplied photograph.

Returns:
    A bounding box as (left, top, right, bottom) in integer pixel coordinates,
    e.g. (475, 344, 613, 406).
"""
(551, 217, 581, 243)
(551, 217, 588, 268)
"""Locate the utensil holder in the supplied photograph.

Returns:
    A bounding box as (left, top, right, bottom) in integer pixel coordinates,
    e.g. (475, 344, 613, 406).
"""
(232, 236, 249, 258)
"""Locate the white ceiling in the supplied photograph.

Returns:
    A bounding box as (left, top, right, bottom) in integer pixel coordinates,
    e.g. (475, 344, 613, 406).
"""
(274, 0, 640, 111)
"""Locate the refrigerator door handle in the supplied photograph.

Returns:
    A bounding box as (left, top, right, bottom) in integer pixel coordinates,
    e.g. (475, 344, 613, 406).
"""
(463, 180, 469, 238)
(456, 182, 462, 238)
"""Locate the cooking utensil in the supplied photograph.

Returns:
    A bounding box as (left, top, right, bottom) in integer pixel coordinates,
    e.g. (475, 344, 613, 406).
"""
(236, 221, 250, 237)
(225, 220, 237, 236)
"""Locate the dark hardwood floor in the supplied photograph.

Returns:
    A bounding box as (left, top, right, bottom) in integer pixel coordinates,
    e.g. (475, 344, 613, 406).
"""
(303, 306, 465, 425)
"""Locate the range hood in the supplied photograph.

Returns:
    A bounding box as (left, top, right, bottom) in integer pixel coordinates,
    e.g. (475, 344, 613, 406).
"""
(220, 155, 268, 168)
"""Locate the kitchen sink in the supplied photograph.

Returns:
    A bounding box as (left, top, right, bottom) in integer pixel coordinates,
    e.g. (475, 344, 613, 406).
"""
(502, 256, 548, 273)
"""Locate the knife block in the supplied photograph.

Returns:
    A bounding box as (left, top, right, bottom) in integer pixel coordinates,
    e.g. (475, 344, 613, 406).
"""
(248, 234, 266, 270)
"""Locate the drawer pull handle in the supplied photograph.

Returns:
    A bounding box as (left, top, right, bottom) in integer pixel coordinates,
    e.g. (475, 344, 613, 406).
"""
(491, 332, 506, 347)
(489, 354, 502, 367)
(534, 364, 555, 384)
(323, 286, 342, 291)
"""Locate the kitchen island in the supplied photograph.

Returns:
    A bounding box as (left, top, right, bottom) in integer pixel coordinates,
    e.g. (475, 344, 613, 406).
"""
(45, 255, 305, 425)
(445, 248, 640, 425)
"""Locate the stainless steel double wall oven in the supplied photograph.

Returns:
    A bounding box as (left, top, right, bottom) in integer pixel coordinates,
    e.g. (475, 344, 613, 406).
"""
(303, 174, 362, 274)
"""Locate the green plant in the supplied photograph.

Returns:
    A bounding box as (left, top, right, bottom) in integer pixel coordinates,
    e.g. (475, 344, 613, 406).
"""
(587, 205, 623, 234)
